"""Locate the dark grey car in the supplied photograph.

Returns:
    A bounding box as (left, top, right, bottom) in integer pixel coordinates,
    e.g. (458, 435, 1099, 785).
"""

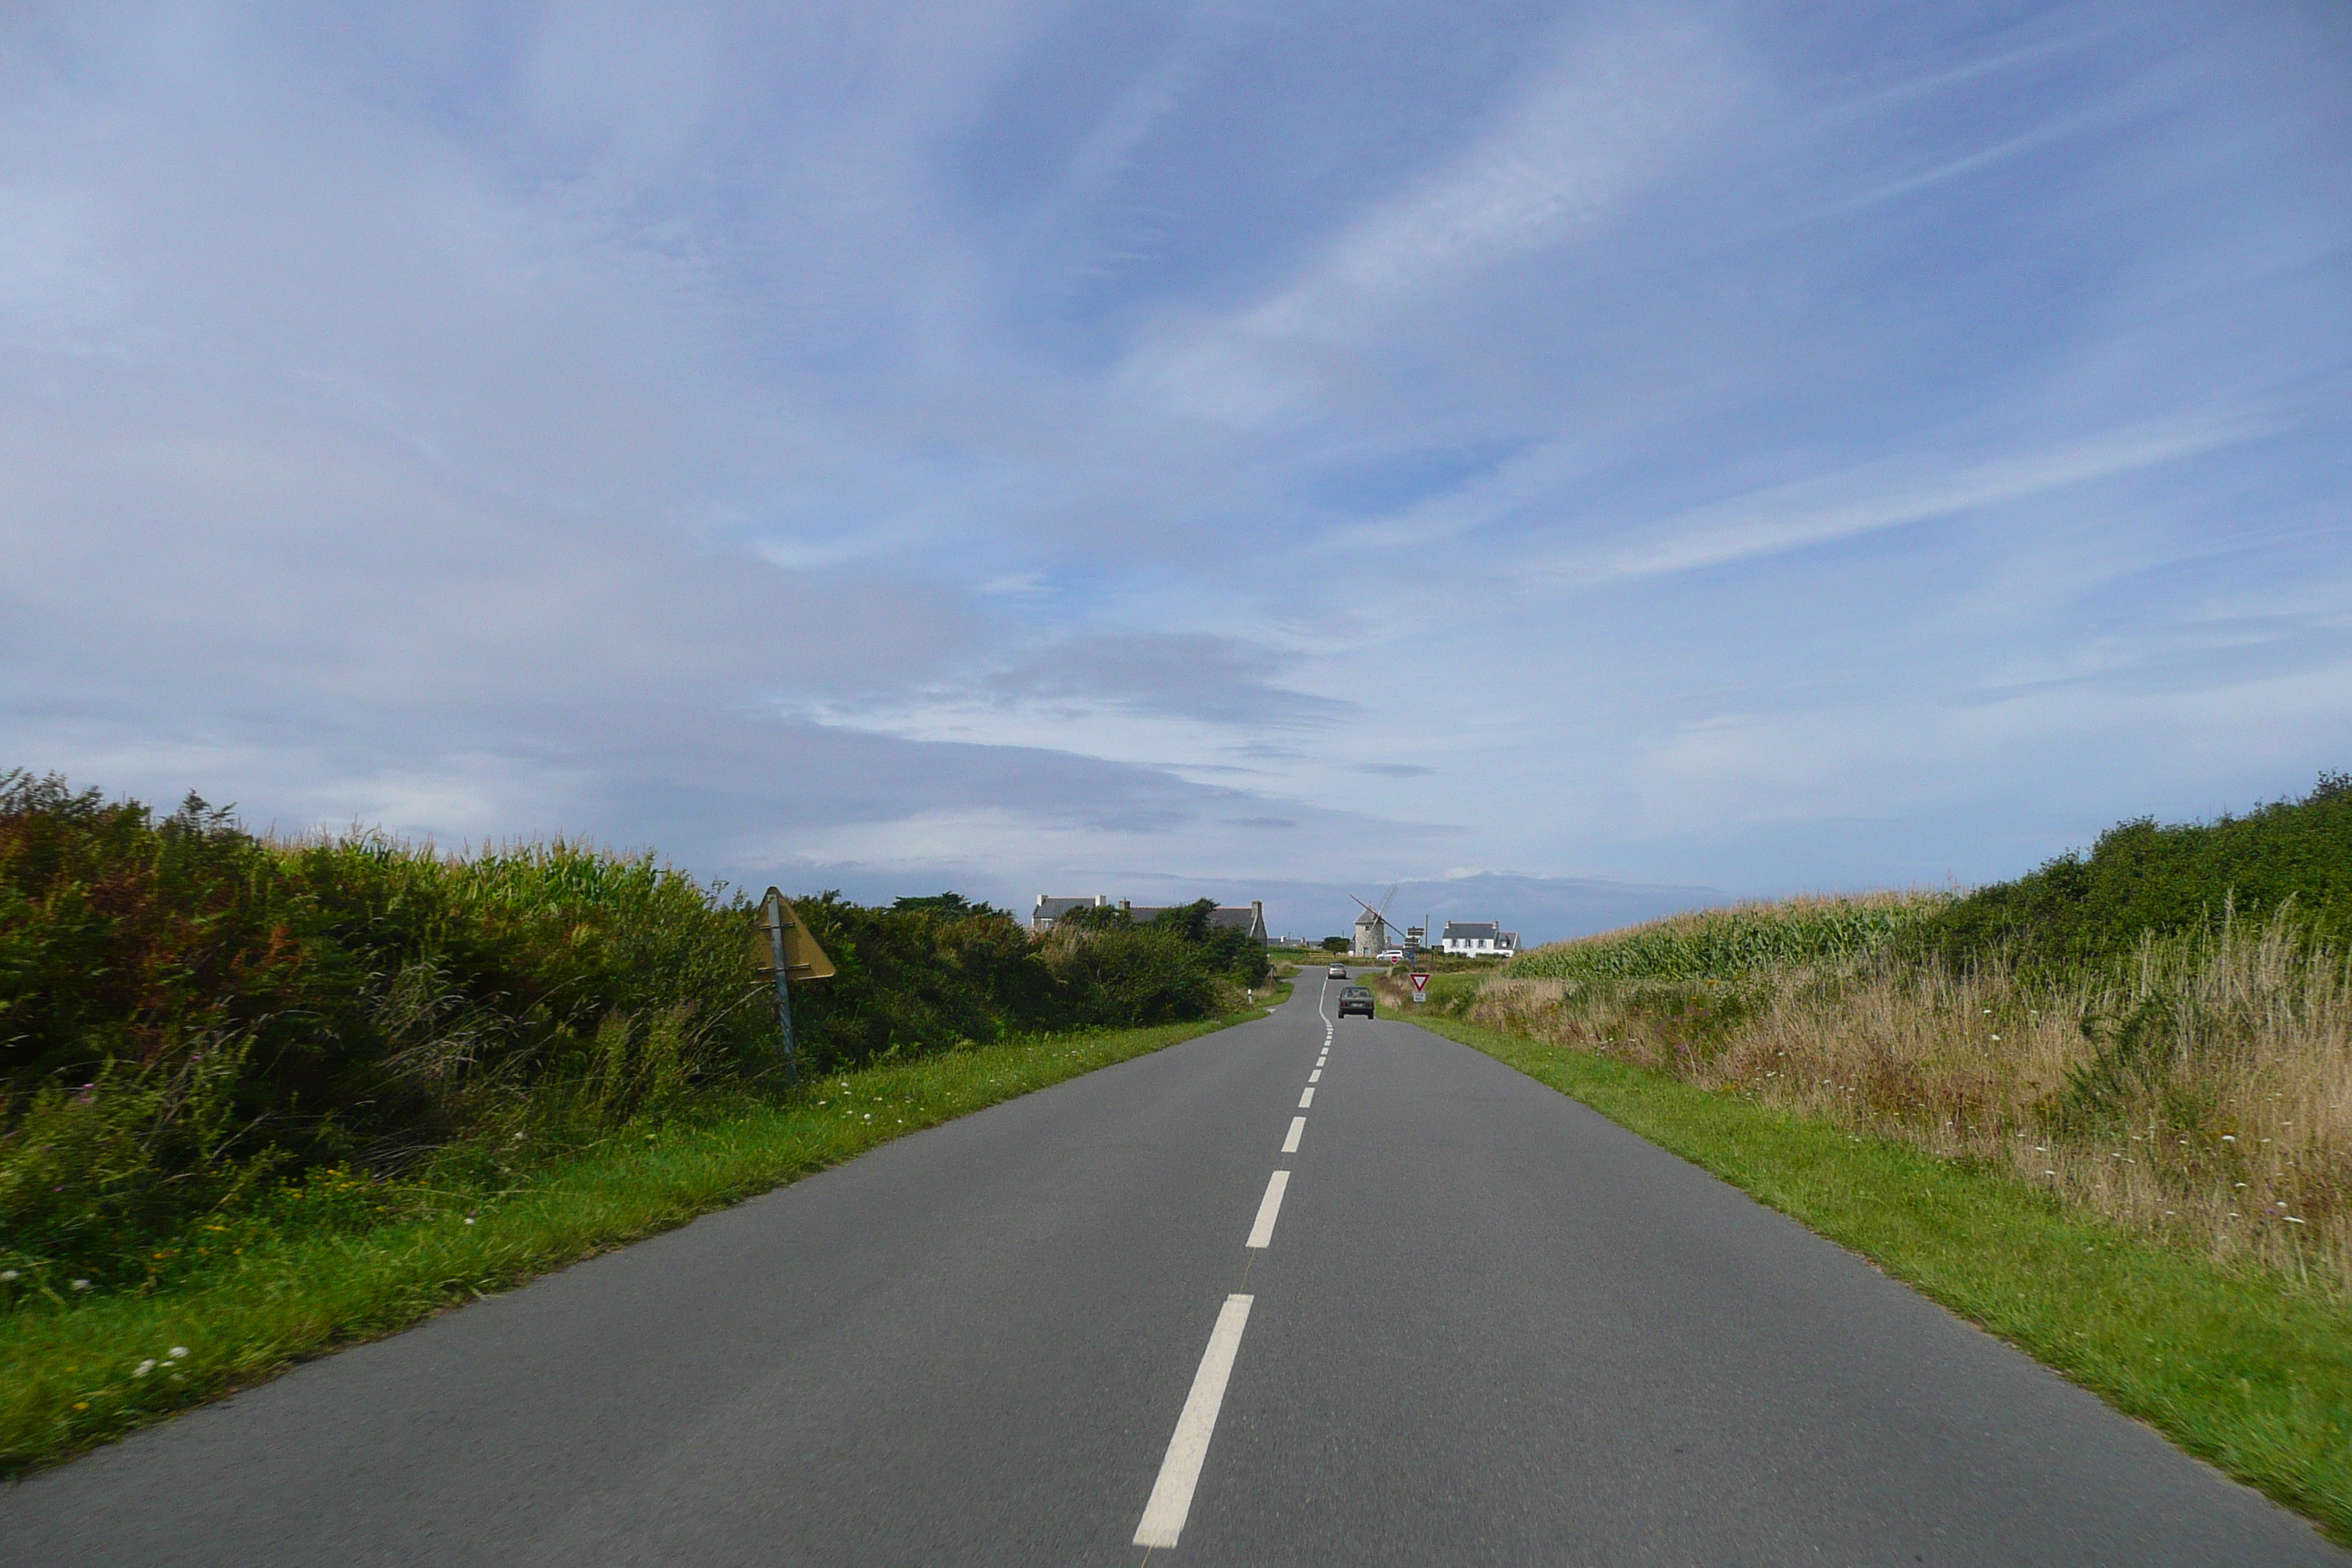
(1337, 984, 1376, 1018)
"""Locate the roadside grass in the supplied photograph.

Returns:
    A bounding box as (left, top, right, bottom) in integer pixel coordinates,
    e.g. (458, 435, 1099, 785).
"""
(0, 995, 1285, 1475)
(1403, 1009, 2352, 1545)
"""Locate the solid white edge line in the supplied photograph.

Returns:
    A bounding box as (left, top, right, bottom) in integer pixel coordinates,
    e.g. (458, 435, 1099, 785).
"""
(1282, 1115, 1305, 1153)
(1298, 1085, 1314, 1109)
(1133, 1294, 1254, 1549)
(1245, 1169, 1290, 1248)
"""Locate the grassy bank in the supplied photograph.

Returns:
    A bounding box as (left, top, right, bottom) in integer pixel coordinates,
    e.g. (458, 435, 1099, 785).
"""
(0, 998, 1279, 1474)
(1474, 909, 2352, 1290)
(1399, 1007, 2352, 1543)
(1390, 777, 2352, 1539)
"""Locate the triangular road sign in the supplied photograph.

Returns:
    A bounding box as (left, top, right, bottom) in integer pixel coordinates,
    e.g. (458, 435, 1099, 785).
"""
(751, 888, 836, 981)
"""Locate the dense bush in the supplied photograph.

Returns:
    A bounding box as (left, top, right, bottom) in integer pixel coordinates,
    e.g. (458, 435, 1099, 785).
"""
(0, 774, 1267, 1286)
(1908, 773, 2352, 969)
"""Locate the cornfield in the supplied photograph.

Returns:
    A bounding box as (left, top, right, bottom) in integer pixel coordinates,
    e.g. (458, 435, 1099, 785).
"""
(1505, 892, 1948, 986)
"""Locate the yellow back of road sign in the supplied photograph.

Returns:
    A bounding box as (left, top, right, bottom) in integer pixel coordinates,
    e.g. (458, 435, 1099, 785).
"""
(750, 889, 836, 981)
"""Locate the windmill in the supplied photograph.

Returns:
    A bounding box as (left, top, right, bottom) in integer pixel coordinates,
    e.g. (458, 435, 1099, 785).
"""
(1349, 885, 1400, 957)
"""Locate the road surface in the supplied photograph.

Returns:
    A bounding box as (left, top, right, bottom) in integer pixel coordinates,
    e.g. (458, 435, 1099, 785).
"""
(4, 974, 2340, 1564)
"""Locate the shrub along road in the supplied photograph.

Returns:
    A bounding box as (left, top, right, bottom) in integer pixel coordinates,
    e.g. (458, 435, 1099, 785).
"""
(1, 980, 2340, 1565)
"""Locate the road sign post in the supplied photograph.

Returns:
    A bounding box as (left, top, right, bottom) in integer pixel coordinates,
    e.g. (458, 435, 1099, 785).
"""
(753, 888, 835, 1085)
(765, 904, 797, 1082)
(1409, 971, 1430, 1003)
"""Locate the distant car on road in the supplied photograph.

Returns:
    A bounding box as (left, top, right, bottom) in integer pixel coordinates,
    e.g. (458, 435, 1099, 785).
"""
(1376, 948, 1406, 963)
(1337, 984, 1376, 1018)
(1327, 962, 1349, 979)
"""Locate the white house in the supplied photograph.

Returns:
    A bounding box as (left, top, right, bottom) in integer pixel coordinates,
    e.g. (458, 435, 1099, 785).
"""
(1440, 919, 1520, 960)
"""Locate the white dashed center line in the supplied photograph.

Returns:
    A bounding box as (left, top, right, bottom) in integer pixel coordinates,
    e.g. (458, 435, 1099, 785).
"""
(1131, 991, 1340, 1550)
(1133, 1294, 1254, 1549)
(1245, 1169, 1291, 1248)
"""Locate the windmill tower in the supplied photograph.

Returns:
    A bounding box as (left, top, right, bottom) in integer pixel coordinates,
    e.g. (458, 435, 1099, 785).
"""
(1350, 886, 1399, 957)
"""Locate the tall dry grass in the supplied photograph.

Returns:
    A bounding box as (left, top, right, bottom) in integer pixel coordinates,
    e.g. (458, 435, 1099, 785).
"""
(1462, 911, 2352, 1291)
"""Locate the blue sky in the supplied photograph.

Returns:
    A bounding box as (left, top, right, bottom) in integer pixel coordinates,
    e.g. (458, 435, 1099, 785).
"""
(2, 1, 2348, 942)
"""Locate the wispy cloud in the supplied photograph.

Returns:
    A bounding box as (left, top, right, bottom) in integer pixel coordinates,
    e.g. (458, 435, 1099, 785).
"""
(1585, 404, 2286, 580)
(1124, 6, 1749, 425)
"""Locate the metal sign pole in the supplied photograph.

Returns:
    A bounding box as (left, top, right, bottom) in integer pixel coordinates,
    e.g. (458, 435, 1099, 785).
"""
(765, 894, 799, 1085)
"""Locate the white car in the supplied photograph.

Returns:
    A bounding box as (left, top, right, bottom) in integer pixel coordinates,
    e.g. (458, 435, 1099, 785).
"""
(1327, 963, 1349, 979)
(1376, 948, 1406, 963)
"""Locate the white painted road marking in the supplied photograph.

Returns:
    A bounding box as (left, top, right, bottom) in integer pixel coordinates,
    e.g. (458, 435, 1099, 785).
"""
(1297, 1086, 1314, 1109)
(1282, 1115, 1305, 1153)
(1133, 1294, 1254, 1549)
(1246, 1169, 1291, 1248)
(1308, 1068, 1322, 1082)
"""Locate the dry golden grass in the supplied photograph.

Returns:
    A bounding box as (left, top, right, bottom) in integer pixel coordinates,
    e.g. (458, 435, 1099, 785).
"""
(1459, 909, 2352, 1292)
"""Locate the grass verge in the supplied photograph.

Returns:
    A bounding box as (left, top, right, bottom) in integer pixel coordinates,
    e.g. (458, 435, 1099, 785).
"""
(1402, 1009, 2352, 1545)
(1, 996, 1284, 1475)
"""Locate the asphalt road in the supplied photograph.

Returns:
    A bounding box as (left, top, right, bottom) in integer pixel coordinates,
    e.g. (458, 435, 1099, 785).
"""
(4, 974, 2341, 1565)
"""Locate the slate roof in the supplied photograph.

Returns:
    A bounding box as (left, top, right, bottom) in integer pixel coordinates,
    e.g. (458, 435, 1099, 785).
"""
(1034, 896, 1268, 943)
(1122, 901, 1268, 943)
(1127, 904, 1266, 936)
(1032, 894, 1107, 928)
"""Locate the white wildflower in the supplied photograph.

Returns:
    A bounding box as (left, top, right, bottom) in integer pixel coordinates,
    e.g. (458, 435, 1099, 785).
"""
(134, 1360, 156, 1377)
(168, 1346, 187, 1359)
